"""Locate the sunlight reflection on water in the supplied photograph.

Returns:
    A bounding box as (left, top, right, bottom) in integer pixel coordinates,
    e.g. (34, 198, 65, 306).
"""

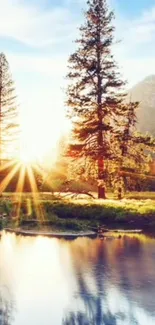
(0, 232, 155, 325)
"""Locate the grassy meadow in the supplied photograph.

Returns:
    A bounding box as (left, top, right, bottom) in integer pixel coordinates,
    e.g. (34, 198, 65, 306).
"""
(0, 192, 154, 232)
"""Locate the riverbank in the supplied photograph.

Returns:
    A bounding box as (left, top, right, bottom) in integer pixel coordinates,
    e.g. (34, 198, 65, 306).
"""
(4, 228, 97, 239)
(0, 196, 155, 232)
(3, 227, 144, 240)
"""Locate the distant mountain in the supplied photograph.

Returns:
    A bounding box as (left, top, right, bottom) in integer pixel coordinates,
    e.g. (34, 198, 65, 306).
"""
(129, 75, 155, 135)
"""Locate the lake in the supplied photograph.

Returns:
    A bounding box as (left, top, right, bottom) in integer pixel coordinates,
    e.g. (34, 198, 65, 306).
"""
(0, 231, 155, 325)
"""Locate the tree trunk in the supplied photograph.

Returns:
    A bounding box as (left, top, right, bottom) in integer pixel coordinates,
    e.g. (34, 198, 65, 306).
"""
(98, 154, 106, 199)
(97, 24, 106, 199)
(123, 175, 127, 193)
(98, 186, 106, 199)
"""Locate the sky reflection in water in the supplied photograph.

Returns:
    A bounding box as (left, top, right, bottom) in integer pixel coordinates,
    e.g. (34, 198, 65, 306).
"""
(0, 232, 155, 325)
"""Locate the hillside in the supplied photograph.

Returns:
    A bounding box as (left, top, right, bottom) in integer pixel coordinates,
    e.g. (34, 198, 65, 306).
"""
(129, 75, 155, 135)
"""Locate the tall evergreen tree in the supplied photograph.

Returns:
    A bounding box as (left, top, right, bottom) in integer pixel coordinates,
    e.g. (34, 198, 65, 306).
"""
(0, 53, 19, 163)
(66, 0, 126, 199)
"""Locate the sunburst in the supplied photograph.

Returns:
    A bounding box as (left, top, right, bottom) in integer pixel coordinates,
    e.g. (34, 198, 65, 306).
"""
(14, 165, 26, 220)
(0, 159, 47, 224)
(26, 164, 44, 223)
(0, 162, 21, 194)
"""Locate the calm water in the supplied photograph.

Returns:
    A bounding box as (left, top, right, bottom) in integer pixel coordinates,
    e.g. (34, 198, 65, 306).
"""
(0, 232, 155, 325)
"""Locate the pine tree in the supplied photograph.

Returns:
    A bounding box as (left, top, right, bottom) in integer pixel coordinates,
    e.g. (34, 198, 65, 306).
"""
(66, 0, 126, 198)
(0, 53, 19, 163)
(115, 100, 155, 194)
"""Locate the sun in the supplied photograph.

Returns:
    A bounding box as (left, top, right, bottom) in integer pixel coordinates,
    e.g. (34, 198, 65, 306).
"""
(20, 151, 33, 164)
(19, 145, 38, 165)
(19, 124, 57, 166)
(18, 101, 71, 167)
(19, 129, 63, 167)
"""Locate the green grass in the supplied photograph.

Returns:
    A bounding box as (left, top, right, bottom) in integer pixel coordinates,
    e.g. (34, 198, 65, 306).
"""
(0, 192, 155, 232)
(125, 192, 155, 200)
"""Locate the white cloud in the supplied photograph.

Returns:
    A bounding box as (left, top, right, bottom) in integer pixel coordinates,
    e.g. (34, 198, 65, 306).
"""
(113, 5, 155, 86)
(4, 1, 155, 98)
(0, 0, 80, 47)
(123, 8, 155, 45)
(3, 0, 155, 89)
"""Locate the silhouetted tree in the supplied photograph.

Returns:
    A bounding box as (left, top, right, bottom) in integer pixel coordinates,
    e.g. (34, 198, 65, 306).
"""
(0, 53, 19, 163)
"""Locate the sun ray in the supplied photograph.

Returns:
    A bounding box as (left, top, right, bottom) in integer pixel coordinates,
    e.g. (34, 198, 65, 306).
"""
(14, 164, 26, 220)
(0, 162, 21, 194)
(0, 159, 18, 172)
(33, 163, 67, 193)
(32, 164, 54, 192)
(26, 165, 44, 223)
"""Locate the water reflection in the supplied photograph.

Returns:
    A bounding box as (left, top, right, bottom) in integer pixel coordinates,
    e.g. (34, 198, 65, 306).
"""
(0, 286, 14, 325)
(62, 236, 155, 325)
(0, 232, 155, 324)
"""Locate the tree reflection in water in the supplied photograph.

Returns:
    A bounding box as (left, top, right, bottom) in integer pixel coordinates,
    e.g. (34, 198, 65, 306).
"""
(0, 286, 15, 325)
(62, 236, 155, 325)
(63, 310, 118, 325)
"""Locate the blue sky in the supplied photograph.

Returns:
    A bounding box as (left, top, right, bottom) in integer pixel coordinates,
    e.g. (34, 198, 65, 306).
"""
(114, 0, 154, 17)
(1, 0, 155, 161)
